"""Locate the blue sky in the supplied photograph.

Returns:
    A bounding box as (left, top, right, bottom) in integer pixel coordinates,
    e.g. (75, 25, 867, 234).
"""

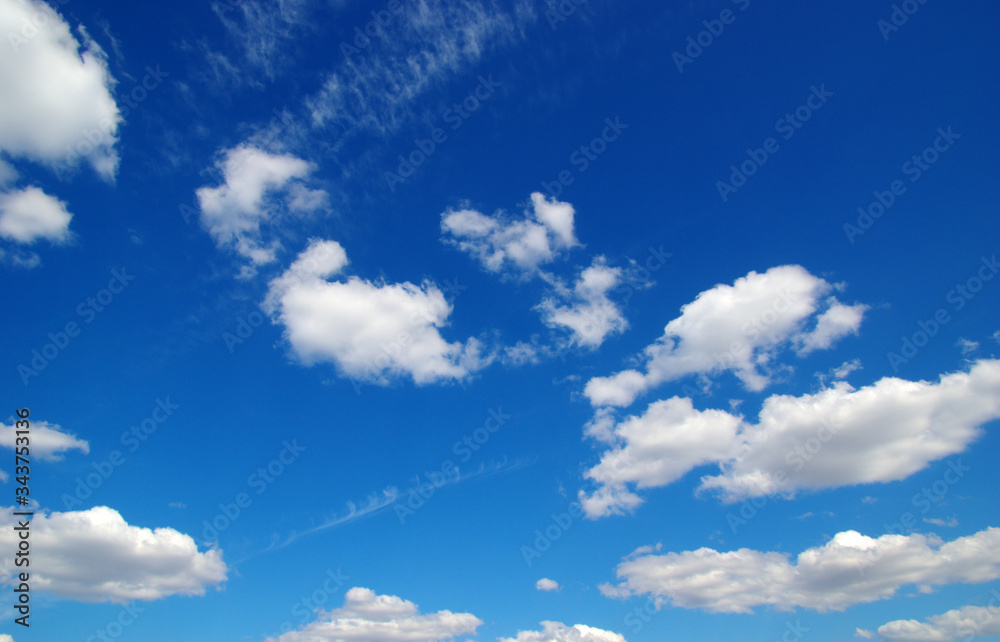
(1, 0, 999, 640)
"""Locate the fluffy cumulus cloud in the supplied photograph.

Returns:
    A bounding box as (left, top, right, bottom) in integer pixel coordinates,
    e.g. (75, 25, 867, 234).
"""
(196, 145, 328, 268)
(499, 621, 627, 642)
(266, 239, 491, 386)
(584, 265, 867, 407)
(0, 0, 120, 179)
(264, 586, 482, 642)
(308, 0, 532, 139)
(579, 397, 742, 518)
(0, 186, 73, 244)
(441, 193, 580, 277)
(579, 359, 1000, 517)
(0, 506, 227, 602)
(699, 358, 1000, 500)
(862, 601, 1000, 641)
(536, 578, 560, 592)
(536, 258, 628, 348)
(601, 527, 1000, 614)
(795, 297, 868, 355)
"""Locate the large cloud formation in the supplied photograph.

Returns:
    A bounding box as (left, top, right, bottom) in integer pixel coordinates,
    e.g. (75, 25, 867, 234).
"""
(860, 601, 1000, 641)
(580, 359, 1000, 517)
(601, 527, 1000, 614)
(0, 506, 227, 602)
(0, 0, 120, 178)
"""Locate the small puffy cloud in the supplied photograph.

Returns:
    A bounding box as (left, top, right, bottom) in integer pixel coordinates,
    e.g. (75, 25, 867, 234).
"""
(873, 604, 1000, 641)
(499, 621, 627, 642)
(833, 358, 863, 379)
(536, 578, 560, 591)
(0, 246, 40, 269)
(536, 258, 627, 348)
(957, 338, 979, 355)
(264, 586, 482, 642)
(794, 298, 868, 355)
(0, 506, 227, 602)
(601, 527, 1000, 614)
(0, 0, 120, 178)
(266, 239, 491, 386)
(584, 266, 866, 407)
(579, 359, 1000, 516)
(0, 186, 72, 244)
(196, 145, 327, 268)
(441, 193, 580, 277)
(0, 419, 88, 461)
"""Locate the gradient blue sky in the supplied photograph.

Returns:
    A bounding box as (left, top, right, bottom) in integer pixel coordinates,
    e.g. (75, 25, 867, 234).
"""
(1, 1, 999, 641)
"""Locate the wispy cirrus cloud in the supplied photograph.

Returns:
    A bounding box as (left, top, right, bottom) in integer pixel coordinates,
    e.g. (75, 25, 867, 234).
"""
(308, 0, 534, 140)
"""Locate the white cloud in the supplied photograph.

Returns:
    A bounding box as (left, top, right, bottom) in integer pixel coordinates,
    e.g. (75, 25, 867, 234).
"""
(499, 621, 627, 642)
(536, 578, 560, 591)
(601, 527, 1000, 614)
(441, 193, 580, 277)
(0, 246, 40, 269)
(0, 506, 227, 602)
(579, 397, 741, 518)
(584, 266, 866, 407)
(579, 359, 1000, 516)
(307, 0, 532, 138)
(699, 358, 1000, 501)
(957, 338, 979, 355)
(264, 586, 482, 642)
(196, 145, 327, 268)
(795, 298, 868, 355)
(0, 0, 120, 179)
(0, 158, 16, 185)
(212, 0, 312, 82)
(0, 419, 88, 461)
(536, 258, 627, 348)
(872, 603, 1000, 641)
(0, 186, 72, 244)
(265, 239, 491, 386)
(833, 358, 863, 379)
